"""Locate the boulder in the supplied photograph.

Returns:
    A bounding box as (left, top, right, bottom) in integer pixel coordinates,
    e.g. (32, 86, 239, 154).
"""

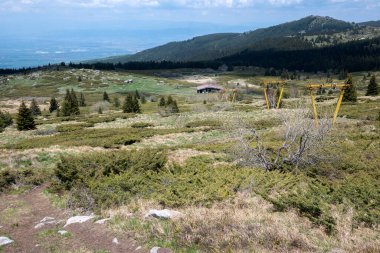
(34, 217, 57, 229)
(64, 215, 95, 227)
(144, 209, 183, 219)
(0, 236, 14, 246)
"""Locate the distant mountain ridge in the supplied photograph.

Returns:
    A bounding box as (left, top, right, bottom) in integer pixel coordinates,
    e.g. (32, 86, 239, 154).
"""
(96, 16, 380, 63)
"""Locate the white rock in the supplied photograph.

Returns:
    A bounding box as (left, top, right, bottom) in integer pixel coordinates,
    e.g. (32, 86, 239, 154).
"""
(40, 217, 55, 223)
(58, 230, 69, 235)
(34, 217, 57, 229)
(64, 215, 95, 227)
(112, 238, 119, 244)
(95, 218, 111, 224)
(135, 246, 142, 251)
(145, 209, 184, 219)
(150, 247, 161, 253)
(0, 236, 14, 246)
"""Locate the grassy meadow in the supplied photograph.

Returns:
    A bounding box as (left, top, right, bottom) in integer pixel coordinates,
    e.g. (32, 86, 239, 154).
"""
(0, 68, 379, 252)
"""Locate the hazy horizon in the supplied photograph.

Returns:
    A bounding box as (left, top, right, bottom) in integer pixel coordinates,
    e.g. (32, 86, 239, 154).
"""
(1, 0, 379, 68)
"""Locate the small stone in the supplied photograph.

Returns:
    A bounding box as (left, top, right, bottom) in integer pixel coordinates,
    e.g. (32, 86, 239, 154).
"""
(150, 247, 161, 253)
(0, 236, 14, 246)
(58, 230, 68, 235)
(64, 215, 95, 227)
(112, 238, 119, 244)
(40, 217, 55, 223)
(145, 209, 184, 219)
(95, 218, 111, 224)
(135, 246, 142, 251)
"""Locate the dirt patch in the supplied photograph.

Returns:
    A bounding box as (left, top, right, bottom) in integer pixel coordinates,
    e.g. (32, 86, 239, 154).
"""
(167, 149, 212, 165)
(0, 186, 146, 253)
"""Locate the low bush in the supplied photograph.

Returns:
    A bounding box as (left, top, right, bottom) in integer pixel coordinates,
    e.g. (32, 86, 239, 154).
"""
(185, 120, 221, 129)
(131, 122, 154, 128)
(56, 122, 93, 132)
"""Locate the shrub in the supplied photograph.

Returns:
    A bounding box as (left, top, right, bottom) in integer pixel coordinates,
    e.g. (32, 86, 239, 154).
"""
(131, 122, 154, 128)
(185, 120, 221, 129)
(56, 123, 93, 132)
(17, 101, 36, 131)
(0, 110, 13, 132)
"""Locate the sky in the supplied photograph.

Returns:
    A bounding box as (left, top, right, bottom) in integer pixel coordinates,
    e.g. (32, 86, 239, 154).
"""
(1, 0, 379, 36)
(0, 0, 379, 68)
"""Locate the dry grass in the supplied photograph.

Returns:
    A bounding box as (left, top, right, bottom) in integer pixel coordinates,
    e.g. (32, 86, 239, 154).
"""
(108, 193, 380, 253)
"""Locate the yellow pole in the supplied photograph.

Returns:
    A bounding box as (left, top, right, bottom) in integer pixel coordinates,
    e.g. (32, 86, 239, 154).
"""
(276, 85, 284, 109)
(232, 89, 237, 103)
(264, 85, 270, 109)
(310, 90, 319, 125)
(333, 88, 345, 125)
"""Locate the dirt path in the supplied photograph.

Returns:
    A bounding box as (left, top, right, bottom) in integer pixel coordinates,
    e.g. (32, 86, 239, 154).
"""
(0, 186, 146, 253)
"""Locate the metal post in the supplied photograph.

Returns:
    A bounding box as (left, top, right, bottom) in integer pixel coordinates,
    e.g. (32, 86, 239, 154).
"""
(310, 90, 319, 125)
(276, 85, 284, 109)
(264, 85, 270, 109)
(333, 88, 345, 125)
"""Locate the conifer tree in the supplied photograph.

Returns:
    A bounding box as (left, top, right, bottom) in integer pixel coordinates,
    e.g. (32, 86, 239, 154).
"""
(98, 106, 103, 114)
(343, 74, 357, 102)
(113, 97, 120, 108)
(366, 75, 379, 96)
(79, 93, 86, 107)
(158, 97, 166, 107)
(141, 96, 147, 104)
(70, 89, 80, 115)
(123, 94, 134, 113)
(166, 95, 174, 106)
(30, 99, 41, 116)
(171, 100, 179, 113)
(0, 110, 13, 132)
(49, 97, 59, 113)
(132, 96, 141, 113)
(103, 91, 110, 102)
(17, 102, 36, 131)
(135, 90, 140, 99)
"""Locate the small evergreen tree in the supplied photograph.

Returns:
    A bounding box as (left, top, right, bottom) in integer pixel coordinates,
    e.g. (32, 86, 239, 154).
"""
(166, 95, 174, 106)
(123, 94, 134, 113)
(17, 102, 36, 131)
(158, 97, 166, 107)
(135, 90, 140, 99)
(132, 96, 141, 113)
(113, 97, 120, 108)
(343, 74, 357, 102)
(141, 96, 147, 104)
(49, 97, 59, 113)
(366, 75, 379, 96)
(171, 100, 179, 113)
(0, 110, 13, 132)
(79, 93, 86, 107)
(30, 99, 41, 116)
(70, 89, 80, 115)
(98, 106, 103, 114)
(103, 91, 110, 102)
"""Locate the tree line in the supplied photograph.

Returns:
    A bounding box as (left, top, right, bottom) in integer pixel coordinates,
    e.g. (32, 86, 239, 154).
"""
(1, 37, 379, 75)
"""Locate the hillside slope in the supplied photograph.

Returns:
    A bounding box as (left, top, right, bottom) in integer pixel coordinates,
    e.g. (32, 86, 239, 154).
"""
(100, 15, 361, 63)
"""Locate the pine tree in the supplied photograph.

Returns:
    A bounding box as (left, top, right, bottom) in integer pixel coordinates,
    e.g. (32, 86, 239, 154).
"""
(79, 93, 86, 107)
(0, 110, 13, 132)
(123, 94, 134, 113)
(98, 106, 103, 114)
(366, 75, 379, 96)
(30, 99, 41, 116)
(171, 100, 179, 113)
(132, 96, 141, 113)
(158, 97, 166, 107)
(70, 89, 80, 115)
(17, 102, 36, 131)
(166, 95, 174, 106)
(49, 97, 59, 113)
(113, 97, 120, 108)
(141, 96, 147, 104)
(103, 91, 110, 102)
(135, 90, 140, 99)
(343, 74, 357, 102)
